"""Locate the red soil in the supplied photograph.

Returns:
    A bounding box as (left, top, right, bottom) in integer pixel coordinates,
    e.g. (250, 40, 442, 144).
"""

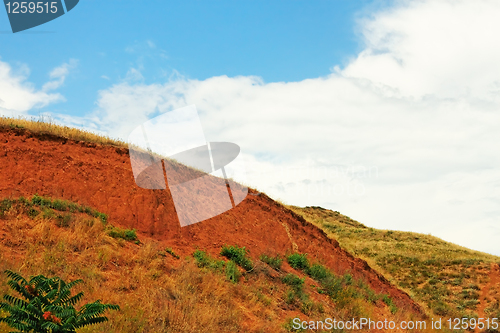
(0, 127, 424, 315)
(477, 263, 500, 319)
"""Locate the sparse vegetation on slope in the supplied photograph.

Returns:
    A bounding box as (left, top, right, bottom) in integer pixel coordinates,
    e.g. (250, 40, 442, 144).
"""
(1, 198, 433, 332)
(290, 205, 500, 321)
(221, 245, 254, 271)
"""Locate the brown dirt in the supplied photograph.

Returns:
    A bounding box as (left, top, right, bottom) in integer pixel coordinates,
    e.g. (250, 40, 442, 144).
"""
(0, 126, 424, 316)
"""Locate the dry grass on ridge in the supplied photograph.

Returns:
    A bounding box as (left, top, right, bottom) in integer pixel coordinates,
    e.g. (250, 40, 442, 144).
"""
(0, 116, 126, 147)
(290, 205, 500, 322)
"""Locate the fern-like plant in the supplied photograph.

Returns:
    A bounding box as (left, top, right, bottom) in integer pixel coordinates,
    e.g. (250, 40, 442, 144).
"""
(0, 270, 119, 333)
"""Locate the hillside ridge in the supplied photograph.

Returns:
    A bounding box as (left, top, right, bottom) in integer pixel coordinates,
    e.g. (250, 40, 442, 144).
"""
(290, 205, 500, 321)
(0, 119, 424, 318)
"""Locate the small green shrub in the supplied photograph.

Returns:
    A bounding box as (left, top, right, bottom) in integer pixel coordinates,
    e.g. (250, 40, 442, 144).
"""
(282, 274, 305, 292)
(225, 261, 241, 283)
(307, 263, 329, 281)
(165, 247, 180, 259)
(282, 274, 309, 307)
(27, 207, 40, 218)
(220, 245, 254, 271)
(0, 270, 119, 332)
(51, 199, 68, 211)
(107, 227, 137, 241)
(320, 274, 343, 299)
(260, 254, 283, 270)
(93, 211, 108, 224)
(31, 194, 51, 207)
(343, 273, 353, 285)
(67, 202, 80, 213)
(300, 299, 314, 315)
(285, 289, 297, 304)
(287, 253, 310, 271)
(193, 250, 225, 271)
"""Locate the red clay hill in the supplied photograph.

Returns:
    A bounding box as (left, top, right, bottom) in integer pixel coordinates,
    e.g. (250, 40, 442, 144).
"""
(0, 125, 423, 315)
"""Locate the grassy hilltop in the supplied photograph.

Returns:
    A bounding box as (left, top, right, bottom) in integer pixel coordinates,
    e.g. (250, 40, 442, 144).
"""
(289, 205, 500, 322)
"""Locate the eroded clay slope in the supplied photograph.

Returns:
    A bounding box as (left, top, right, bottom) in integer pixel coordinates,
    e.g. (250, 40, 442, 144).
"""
(0, 127, 423, 315)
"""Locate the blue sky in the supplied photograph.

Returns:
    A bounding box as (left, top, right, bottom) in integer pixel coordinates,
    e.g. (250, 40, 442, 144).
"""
(1, 0, 387, 116)
(2, 0, 500, 255)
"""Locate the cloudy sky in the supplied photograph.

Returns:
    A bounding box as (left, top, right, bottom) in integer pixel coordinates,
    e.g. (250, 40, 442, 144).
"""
(1, 0, 500, 255)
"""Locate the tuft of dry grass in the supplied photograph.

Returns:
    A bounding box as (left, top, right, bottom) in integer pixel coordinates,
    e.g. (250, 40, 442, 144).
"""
(0, 116, 126, 147)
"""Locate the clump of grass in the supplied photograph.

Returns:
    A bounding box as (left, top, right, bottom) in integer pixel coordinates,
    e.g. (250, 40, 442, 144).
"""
(31, 194, 108, 224)
(165, 247, 180, 259)
(282, 273, 305, 291)
(56, 213, 74, 227)
(259, 254, 283, 271)
(193, 250, 225, 271)
(382, 294, 398, 313)
(0, 198, 13, 218)
(107, 227, 137, 241)
(281, 273, 322, 315)
(42, 208, 56, 219)
(225, 261, 241, 283)
(287, 253, 310, 271)
(307, 263, 329, 280)
(220, 245, 254, 271)
(193, 250, 242, 283)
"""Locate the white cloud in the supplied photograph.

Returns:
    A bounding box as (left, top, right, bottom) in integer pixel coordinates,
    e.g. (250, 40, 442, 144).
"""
(69, 0, 500, 255)
(0, 60, 63, 115)
(124, 68, 145, 82)
(42, 59, 78, 92)
(345, 0, 500, 101)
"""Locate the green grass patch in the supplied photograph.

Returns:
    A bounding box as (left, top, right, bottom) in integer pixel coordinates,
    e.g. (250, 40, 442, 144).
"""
(225, 260, 241, 283)
(260, 254, 283, 270)
(220, 245, 254, 271)
(287, 253, 310, 271)
(107, 226, 137, 241)
(307, 263, 329, 280)
(193, 250, 225, 271)
(30, 194, 108, 223)
(165, 247, 180, 259)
